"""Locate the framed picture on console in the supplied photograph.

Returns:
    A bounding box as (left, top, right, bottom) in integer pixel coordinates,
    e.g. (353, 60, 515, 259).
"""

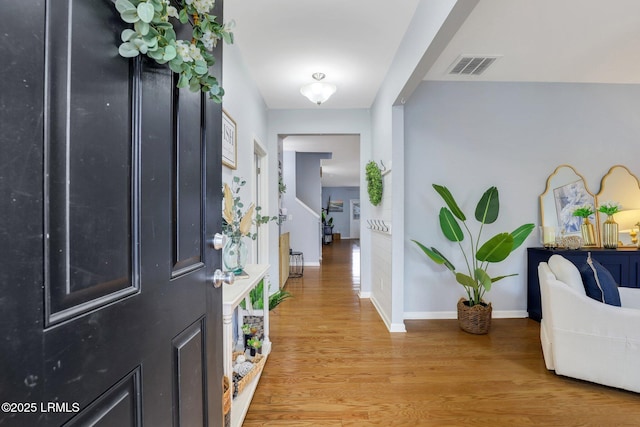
(553, 179, 594, 234)
(222, 110, 237, 169)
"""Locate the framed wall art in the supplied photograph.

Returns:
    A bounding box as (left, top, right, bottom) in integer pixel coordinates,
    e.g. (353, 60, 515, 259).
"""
(222, 110, 237, 169)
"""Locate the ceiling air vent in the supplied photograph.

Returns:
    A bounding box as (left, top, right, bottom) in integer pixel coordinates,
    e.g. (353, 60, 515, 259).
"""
(448, 55, 501, 76)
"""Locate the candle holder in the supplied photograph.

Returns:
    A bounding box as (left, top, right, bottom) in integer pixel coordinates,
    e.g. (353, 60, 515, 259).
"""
(540, 226, 557, 249)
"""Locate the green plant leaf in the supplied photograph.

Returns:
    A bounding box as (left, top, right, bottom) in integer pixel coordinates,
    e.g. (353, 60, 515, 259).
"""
(476, 232, 513, 263)
(411, 240, 455, 272)
(121, 29, 137, 42)
(137, 2, 155, 23)
(154, 22, 172, 30)
(177, 73, 189, 88)
(193, 61, 208, 75)
(433, 184, 466, 221)
(202, 50, 214, 63)
(135, 20, 150, 36)
(475, 268, 492, 292)
(456, 273, 478, 290)
(475, 186, 499, 224)
(269, 290, 292, 311)
(147, 49, 163, 60)
(164, 28, 177, 42)
(510, 223, 535, 250)
(222, 31, 234, 44)
(189, 77, 201, 92)
(162, 45, 176, 61)
(179, 8, 188, 23)
(118, 42, 140, 57)
(491, 273, 517, 283)
(147, 38, 158, 50)
(121, 9, 140, 23)
(116, 0, 136, 13)
(169, 59, 183, 73)
(209, 83, 222, 96)
(439, 207, 464, 242)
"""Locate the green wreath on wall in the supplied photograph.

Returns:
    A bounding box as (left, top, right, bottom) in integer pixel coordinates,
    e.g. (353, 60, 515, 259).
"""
(365, 161, 383, 206)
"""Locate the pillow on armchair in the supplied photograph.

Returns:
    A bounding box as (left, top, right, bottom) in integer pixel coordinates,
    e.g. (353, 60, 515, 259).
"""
(579, 253, 621, 306)
(548, 254, 585, 295)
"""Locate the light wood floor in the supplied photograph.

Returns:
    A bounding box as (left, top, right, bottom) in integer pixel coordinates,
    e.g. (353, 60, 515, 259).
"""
(244, 240, 640, 426)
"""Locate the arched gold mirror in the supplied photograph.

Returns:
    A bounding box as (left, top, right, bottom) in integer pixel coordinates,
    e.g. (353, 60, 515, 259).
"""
(596, 165, 640, 247)
(540, 165, 599, 247)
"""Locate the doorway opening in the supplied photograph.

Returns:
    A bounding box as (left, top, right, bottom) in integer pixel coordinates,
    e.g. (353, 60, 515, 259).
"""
(278, 134, 361, 291)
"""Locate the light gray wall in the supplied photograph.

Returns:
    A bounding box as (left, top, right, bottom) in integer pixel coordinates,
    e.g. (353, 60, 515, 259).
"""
(404, 80, 640, 316)
(296, 152, 330, 213)
(322, 187, 360, 237)
(222, 37, 278, 289)
(280, 151, 322, 265)
(367, 0, 467, 331)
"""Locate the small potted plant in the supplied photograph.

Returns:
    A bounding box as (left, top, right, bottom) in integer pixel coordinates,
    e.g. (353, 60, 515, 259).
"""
(598, 201, 622, 248)
(572, 204, 596, 246)
(241, 323, 253, 348)
(247, 337, 262, 356)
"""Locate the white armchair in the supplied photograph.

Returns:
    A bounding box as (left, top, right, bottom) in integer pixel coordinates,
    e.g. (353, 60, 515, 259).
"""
(538, 255, 640, 393)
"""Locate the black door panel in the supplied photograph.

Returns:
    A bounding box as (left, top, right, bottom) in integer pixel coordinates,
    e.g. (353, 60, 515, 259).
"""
(0, 0, 224, 425)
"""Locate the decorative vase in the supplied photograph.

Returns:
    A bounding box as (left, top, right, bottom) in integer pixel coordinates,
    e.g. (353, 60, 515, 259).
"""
(456, 298, 492, 335)
(223, 236, 248, 274)
(244, 333, 253, 349)
(580, 217, 596, 246)
(602, 215, 619, 249)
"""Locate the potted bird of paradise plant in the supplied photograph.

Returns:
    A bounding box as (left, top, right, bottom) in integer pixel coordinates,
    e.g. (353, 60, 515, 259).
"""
(412, 184, 534, 334)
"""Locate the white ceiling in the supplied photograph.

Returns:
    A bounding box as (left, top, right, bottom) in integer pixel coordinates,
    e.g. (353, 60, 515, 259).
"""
(425, 0, 640, 84)
(224, 0, 420, 110)
(225, 0, 640, 186)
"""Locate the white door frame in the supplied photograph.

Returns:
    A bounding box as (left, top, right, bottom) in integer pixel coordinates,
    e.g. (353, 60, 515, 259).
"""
(253, 137, 269, 264)
(350, 199, 360, 239)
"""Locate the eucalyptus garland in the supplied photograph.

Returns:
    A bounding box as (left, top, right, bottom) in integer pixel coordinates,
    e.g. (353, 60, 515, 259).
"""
(115, 0, 234, 103)
(365, 161, 383, 206)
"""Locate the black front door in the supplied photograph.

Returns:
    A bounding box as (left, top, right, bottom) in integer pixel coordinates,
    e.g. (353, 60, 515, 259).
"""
(0, 1, 224, 425)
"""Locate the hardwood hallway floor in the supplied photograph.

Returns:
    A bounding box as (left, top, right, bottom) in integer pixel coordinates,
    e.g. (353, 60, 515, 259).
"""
(243, 240, 640, 426)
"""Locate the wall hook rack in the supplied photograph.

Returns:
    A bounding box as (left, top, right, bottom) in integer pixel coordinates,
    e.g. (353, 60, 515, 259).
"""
(367, 219, 391, 234)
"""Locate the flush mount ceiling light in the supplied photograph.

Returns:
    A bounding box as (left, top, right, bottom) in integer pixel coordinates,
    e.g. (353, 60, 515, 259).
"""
(300, 72, 337, 105)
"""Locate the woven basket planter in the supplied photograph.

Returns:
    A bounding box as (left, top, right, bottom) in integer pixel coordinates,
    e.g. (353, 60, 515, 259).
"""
(457, 298, 492, 335)
(232, 352, 266, 397)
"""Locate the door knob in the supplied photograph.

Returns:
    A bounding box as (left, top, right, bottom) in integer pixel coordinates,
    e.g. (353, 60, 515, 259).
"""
(210, 233, 226, 250)
(211, 269, 234, 288)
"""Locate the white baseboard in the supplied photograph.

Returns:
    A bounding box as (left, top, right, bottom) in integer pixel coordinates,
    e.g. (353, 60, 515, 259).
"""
(389, 322, 407, 333)
(358, 291, 371, 299)
(493, 310, 528, 319)
(369, 295, 391, 329)
(369, 295, 406, 333)
(404, 310, 529, 320)
(304, 261, 320, 267)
